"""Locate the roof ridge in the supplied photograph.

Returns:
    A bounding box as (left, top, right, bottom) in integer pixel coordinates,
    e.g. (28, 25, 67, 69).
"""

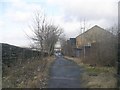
(76, 25, 103, 38)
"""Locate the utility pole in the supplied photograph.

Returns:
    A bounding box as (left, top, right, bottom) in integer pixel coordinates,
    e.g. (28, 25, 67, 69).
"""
(83, 19, 86, 59)
(80, 19, 86, 59)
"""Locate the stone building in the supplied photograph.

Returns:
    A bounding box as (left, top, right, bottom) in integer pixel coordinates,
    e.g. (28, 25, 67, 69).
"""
(63, 38, 76, 57)
(75, 25, 117, 66)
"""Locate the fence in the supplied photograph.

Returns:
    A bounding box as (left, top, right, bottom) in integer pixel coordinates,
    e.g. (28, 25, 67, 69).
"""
(72, 41, 117, 67)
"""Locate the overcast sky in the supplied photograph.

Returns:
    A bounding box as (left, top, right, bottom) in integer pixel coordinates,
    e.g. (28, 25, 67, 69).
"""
(0, 0, 119, 47)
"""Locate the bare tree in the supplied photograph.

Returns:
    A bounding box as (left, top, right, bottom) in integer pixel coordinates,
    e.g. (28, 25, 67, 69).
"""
(106, 24, 118, 36)
(45, 25, 63, 55)
(29, 11, 63, 57)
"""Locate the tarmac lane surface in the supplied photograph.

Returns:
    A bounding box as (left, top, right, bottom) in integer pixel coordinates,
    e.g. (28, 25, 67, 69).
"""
(47, 56, 84, 88)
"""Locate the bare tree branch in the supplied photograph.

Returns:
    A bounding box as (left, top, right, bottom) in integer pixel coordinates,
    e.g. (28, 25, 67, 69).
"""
(28, 10, 63, 57)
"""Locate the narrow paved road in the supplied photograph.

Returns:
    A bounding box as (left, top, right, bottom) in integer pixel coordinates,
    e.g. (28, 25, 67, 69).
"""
(47, 56, 83, 88)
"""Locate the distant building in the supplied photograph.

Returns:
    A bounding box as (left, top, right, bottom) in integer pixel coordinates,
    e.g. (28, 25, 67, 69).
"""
(64, 25, 117, 66)
(54, 41, 61, 54)
(75, 25, 117, 66)
(76, 25, 116, 48)
(64, 38, 76, 57)
(69, 38, 76, 47)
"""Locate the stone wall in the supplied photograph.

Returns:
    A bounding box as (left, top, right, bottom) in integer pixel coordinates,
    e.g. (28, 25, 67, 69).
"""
(2, 43, 48, 66)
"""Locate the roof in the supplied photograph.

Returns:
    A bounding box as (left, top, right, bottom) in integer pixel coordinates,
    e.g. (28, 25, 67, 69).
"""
(76, 25, 115, 38)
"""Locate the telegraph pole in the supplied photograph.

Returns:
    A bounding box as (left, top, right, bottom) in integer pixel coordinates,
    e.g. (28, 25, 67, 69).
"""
(83, 19, 86, 59)
(81, 19, 86, 59)
(80, 19, 86, 59)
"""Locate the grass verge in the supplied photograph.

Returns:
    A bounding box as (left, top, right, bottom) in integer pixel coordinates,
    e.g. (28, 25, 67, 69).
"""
(65, 56, 117, 88)
(2, 56, 55, 88)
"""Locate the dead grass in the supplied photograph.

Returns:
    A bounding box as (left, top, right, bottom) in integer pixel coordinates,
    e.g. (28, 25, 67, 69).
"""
(65, 56, 117, 88)
(2, 56, 55, 88)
